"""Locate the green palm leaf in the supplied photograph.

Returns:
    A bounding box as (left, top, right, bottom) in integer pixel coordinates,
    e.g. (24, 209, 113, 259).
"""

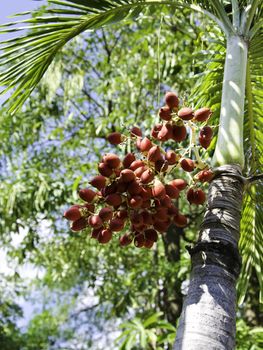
(245, 29, 263, 175)
(0, 0, 233, 114)
(238, 28, 263, 304)
(190, 29, 226, 134)
(238, 184, 263, 304)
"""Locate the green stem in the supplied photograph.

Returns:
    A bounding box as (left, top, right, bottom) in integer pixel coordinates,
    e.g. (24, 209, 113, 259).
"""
(157, 15, 163, 107)
(209, 0, 235, 34)
(189, 3, 231, 35)
(241, 0, 260, 36)
(212, 35, 248, 168)
(231, 0, 240, 29)
(188, 122, 206, 169)
(246, 58, 256, 172)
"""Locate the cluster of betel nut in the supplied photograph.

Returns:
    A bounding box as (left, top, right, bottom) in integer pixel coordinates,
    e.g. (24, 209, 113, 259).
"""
(64, 92, 214, 248)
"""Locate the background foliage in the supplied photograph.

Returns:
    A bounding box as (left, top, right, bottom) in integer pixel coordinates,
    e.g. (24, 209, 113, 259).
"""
(0, 3, 262, 349)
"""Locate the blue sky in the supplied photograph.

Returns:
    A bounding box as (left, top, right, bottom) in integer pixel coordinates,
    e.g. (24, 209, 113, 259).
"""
(0, 0, 46, 25)
(0, 1, 46, 105)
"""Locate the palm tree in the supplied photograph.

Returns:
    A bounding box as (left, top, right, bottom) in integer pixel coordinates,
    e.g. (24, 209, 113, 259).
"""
(0, 1, 262, 349)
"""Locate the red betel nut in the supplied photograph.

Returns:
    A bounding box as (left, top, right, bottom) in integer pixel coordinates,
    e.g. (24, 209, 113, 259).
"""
(165, 92, 179, 109)
(194, 107, 212, 122)
(178, 107, 194, 121)
(107, 132, 123, 145)
(79, 188, 97, 203)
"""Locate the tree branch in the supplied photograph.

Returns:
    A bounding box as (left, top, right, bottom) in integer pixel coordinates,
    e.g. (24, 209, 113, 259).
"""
(101, 28, 112, 63)
(70, 303, 100, 319)
(82, 87, 106, 114)
(68, 98, 90, 121)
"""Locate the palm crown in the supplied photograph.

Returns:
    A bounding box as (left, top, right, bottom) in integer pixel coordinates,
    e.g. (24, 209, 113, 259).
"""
(0, 0, 262, 302)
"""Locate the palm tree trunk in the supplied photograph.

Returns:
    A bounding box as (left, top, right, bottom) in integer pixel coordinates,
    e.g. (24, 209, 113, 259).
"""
(174, 165, 244, 349)
(212, 35, 248, 167)
(174, 33, 248, 349)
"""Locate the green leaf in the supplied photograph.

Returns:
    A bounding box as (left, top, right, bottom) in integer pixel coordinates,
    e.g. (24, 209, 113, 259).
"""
(0, 0, 231, 114)
(143, 311, 163, 328)
(125, 333, 137, 350)
(238, 183, 263, 304)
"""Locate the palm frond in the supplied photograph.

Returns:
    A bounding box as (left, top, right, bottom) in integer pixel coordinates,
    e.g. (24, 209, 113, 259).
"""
(241, 0, 263, 37)
(244, 29, 263, 174)
(238, 184, 263, 304)
(0, 0, 231, 114)
(238, 28, 263, 303)
(189, 29, 226, 134)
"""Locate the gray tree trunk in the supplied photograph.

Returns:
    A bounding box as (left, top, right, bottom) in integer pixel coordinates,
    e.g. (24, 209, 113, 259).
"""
(174, 165, 244, 350)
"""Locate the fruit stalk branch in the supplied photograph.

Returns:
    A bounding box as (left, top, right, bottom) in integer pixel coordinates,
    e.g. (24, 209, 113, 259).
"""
(189, 123, 206, 169)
